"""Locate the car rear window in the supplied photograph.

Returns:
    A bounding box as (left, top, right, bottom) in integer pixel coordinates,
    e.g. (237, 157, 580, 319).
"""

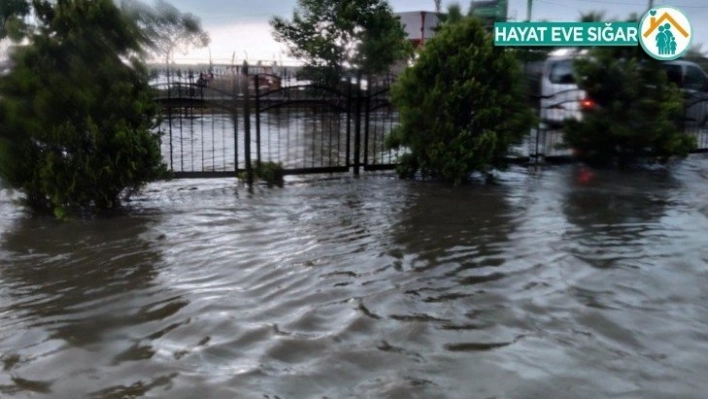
(684, 65, 707, 91)
(663, 64, 682, 87)
(549, 60, 575, 84)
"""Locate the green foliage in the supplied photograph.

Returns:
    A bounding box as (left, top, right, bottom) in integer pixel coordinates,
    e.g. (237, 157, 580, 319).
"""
(271, 0, 411, 86)
(257, 162, 285, 187)
(390, 17, 535, 185)
(120, 0, 210, 65)
(0, 0, 30, 41)
(0, 0, 167, 218)
(238, 162, 284, 187)
(442, 3, 464, 24)
(578, 11, 605, 23)
(563, 46, 695, 166)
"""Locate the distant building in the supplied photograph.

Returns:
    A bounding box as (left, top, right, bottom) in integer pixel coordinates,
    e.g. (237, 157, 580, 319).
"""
(395, 2, 508, 48)
(395, 11, 441, 49)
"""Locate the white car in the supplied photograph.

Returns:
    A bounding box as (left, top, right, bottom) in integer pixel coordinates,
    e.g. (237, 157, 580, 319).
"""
(539, 52, 592, 128)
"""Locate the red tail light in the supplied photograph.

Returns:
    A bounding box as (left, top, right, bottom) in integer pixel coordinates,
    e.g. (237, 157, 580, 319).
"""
(580, 98, 596, 110)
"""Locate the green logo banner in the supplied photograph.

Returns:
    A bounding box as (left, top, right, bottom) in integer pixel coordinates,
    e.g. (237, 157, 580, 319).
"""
(494, 22, 639, 46)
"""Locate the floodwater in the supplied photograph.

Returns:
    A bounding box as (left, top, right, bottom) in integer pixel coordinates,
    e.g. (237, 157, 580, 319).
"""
(157, 107, 400, 174)
(1, 156, 708, 398)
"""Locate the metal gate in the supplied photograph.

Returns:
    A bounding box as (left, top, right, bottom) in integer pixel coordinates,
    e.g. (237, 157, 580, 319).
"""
(154, 66, 401, 180)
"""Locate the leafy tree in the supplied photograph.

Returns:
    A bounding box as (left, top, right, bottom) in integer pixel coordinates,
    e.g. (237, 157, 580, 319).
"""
(0, 0, 30, 65)
(578, 11, 605, 23)
(0, 0, 166, 218)
(271, 0, 411, 85)
(443, 3, 465, 24)
(0, 0, 30, 41)
(389, 17, 535, 185)
(564, 46, 695, 166)
(121, 0, 210, 66)
(438, 2, 489, 25)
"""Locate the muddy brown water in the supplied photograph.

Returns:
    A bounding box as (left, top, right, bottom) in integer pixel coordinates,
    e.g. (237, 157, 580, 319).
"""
(1, 156, 708, 398)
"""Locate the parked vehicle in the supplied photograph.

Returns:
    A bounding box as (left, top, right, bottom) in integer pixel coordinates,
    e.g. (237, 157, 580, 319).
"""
(538, 50, 708, 130)
(663, 60, 708, 129)
(539, 57, 583, 127)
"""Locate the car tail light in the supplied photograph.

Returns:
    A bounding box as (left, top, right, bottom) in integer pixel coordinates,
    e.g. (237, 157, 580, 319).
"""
(580, 98, 596, 110)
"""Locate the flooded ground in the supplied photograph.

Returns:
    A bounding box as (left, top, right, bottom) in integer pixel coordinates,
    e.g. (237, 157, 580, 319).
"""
(1, 156, 708, 398)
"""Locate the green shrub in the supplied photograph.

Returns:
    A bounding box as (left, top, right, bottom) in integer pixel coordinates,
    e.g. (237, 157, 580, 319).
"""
(257, 161, 284, 187)
(564, 46, 696, 166)
(389, 17, 536, 185)
(238, 162, 284, 187)
(0, 0, 167, 218)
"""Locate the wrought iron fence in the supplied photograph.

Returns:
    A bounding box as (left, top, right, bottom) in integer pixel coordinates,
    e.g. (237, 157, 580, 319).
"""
(152, 65, 403, 180)
(525, 92, 708, 162)
(152, 65, 708, 181)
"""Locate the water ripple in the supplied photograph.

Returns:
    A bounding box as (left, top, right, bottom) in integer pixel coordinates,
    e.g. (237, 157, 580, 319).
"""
(2, 156, 708, 397)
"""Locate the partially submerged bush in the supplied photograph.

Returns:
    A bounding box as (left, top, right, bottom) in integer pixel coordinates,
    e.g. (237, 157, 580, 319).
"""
(0, 0, 167, 218)
(389, 17, 536, 184)
(257, 161, 285, 187)
(238, 161, 284, 187)
(564, 46, 695, 166)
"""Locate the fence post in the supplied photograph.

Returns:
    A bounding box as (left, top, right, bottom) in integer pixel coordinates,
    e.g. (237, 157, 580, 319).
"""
(243, 61, 253, 187)
(232, 68, 239, 176)
(535, 99, 541, 163)
(167, 69, 174, 172)
(346, 76, 352, 169)
(532, 96, 543, 164)
(681, 97, 688, 136)
(363, 74, 371, 170)
(535, 123, 542, 163)
(255, 74, 262, 170)
(354, 71, 363, 177)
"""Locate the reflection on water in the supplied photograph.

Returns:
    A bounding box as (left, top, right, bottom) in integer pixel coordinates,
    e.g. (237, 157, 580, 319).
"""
(1, 156, 708, 398)
(561, 166, 679, 269)
(159, 108, 399, 174)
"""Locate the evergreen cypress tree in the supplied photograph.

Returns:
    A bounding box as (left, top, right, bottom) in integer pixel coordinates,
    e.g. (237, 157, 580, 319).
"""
(389, 17, 535, 184)
(0, 0, 166, 218)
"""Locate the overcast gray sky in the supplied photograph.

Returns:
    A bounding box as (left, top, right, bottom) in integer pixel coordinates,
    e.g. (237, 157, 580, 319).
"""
(164, 0, 708, 64)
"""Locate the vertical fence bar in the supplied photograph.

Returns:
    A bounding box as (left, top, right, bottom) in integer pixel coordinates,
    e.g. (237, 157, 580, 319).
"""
(189, 106, 194, 172)
(179, 100, 184, 172)
(243, 62, 253, 187)
(363, 76, 371, 170)
(255, 74, 262, 170)
(232, 71, 239, 173)
(201, 97, 205, 172)
(346, 77, 352, 169)
(535, 123, 541, 162)
(233, 108, 239, 174)
(167, 70, 174, 172)
(701, 99, 708, 149)
(354, 72, 362, 177)
(534, 97, 542, 163)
